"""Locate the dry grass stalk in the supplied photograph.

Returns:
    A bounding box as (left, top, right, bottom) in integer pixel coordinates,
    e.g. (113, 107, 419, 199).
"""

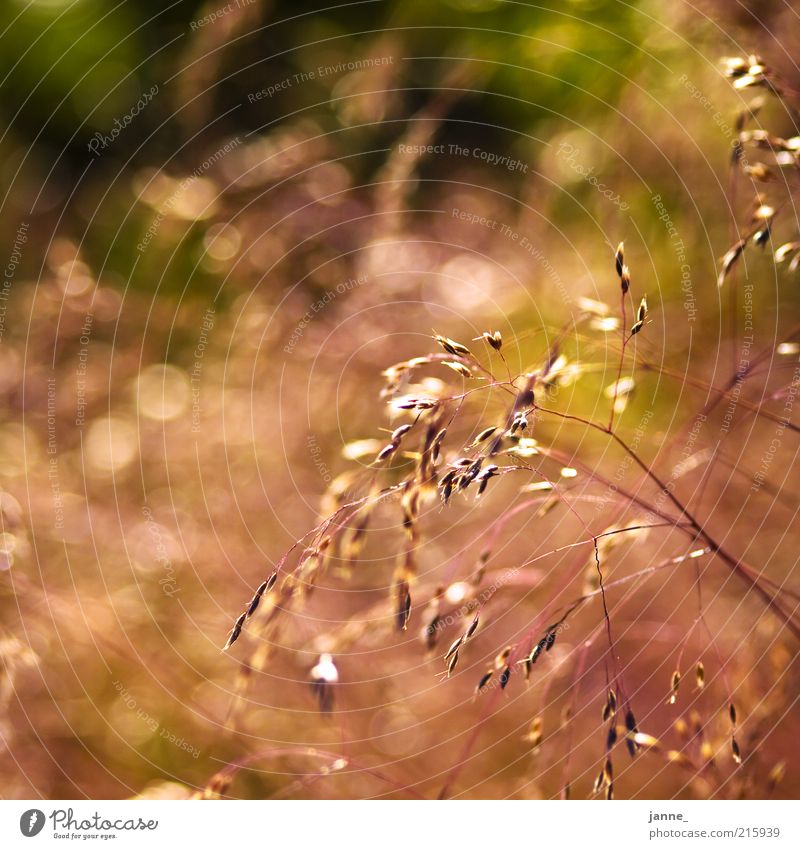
(217, 53, 800, 797)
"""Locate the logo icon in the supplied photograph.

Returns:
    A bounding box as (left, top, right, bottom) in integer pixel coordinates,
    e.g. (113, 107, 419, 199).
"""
(19, 810, 46, 837)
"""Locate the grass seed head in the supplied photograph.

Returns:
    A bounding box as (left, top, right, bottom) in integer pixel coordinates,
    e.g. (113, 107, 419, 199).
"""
(475, 669, 493, 694)
(447, 651, 459, 677)
(495, 645, 512, 668)
(477, 330, 503, 350)
(620, 264, 631, 294)
(471, 426, 497, 446)
(377, 442, 399, 461)
(768, 761, 786, 790)
(443, 360, 472, 378)
(465, 612, 480, 639)
(695, 661, 705, 689)
(245, 584, 266, 619)
(445, 636, 463, 661)
(223, 612, 247, 651)
(391, 424, 413, 442)
(433, 333, 471, 356)
(525, 715, 544, 750)
(615, 241, 625, 278)
(310, 653, 339, 713)
(718, 239, 747, 286)
(668, 669, 680, 705)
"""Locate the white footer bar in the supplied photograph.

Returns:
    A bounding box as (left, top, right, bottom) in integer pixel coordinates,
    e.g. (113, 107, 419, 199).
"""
(1, 799, 797, 848)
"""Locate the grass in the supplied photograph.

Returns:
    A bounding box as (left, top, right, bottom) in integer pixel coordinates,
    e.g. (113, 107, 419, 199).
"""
(216, 54, 800, 800)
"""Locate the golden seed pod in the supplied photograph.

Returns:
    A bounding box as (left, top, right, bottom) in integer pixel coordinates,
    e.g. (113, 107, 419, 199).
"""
(695, 661, 705, 688)
(615, 241, 625, 277)
(668, 670, 680, 705)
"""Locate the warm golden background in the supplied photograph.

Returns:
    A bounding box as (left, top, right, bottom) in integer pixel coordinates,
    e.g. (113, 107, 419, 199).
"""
(0, 0, 798, 800)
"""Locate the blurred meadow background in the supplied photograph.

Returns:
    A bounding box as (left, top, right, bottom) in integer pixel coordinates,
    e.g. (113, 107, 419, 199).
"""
(1, 0, 800, 800)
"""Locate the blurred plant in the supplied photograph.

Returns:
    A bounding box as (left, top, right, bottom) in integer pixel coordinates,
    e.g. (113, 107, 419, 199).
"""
(719, 54, 800, 285)
(4, 4, 800, 801)
(218, 63, 800, 797)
